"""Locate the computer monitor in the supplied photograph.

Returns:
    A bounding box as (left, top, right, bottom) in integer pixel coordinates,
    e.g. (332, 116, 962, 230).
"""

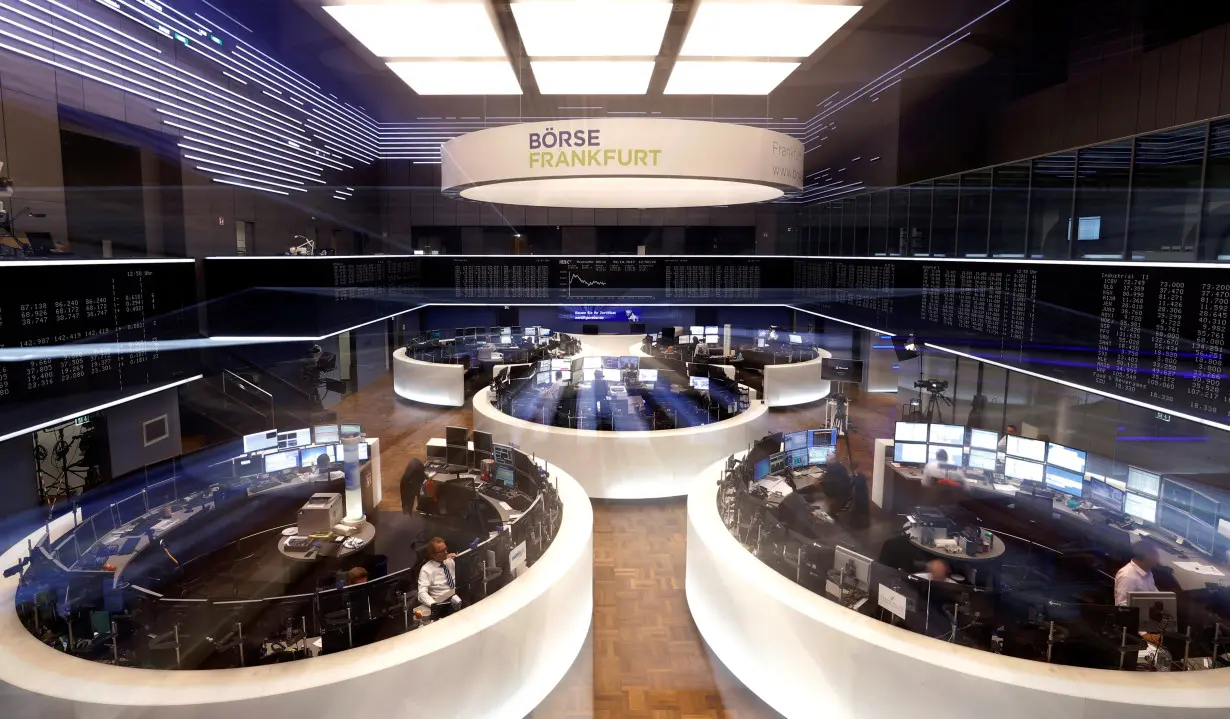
(784, 431, 808, 452)
(967, 449, 997, 471)
(264, 449, 299, 473)
(313, 425, 340, 444)
(329, 442, 370, 463)
(757, 329, 768, 338)
(704, 326, 718, 336)
(968, 428, 999, 451)
(447, 444, 469, 468)
(928, 424, 965, 446)
(928, 445, 964, 467)
(690, 326, 704, 336)
(454, 328, 464, 339)
(582, 356, 602, 370)
(769, 451, 787, 474)
(1124, 493, 1158, 523)
(788, 448, 808, 469)
(472, 430, 493, 459)
(756, 338, 767, 348)
(893, 442, 927, 465)
(809, 428, 838, 447)
(277, 428, 311, 449)
(492, 444, 514, 466)
(340, 423, 361, 438)
(754, 457, 771, 481)
(1129, 591, 1177, 633)
(678, 334, 692, 344)
(1089, 479, 1126, 512)
(300, 445, 332, 468)
(689, 376, 710, 391)
(705, 334, 719, 345)
(492, 465, 515, 488)
(500, 327, 512, 335)
(359, 442, 369, 461)
(620, 356, 639, 370)
(242, 430, 278, 453)
(552, 358, 571, 372)
(808, 445, 835, 464)
(894, 422, 928, 443)
(1003, 457, 1044, 483)
(602, 356, 619, 370)
(1005, 435, 1046, 462)
(526, 327, 539, 337)
(446, 426, 468, 447)
(541, 329, 552, 337)
(1126, 467, 1161, 498)
(234, 456, 262, 478)
(1046, 443, 1087, 473)
(574, 368, 593, 383)
(833, 545, 873, 593)
(536, 371, 550, 386)
(512, 326, 522, 336)
(638, 368, 658, 383)
(1044, 466, 1086, 496)
(499, 335, 511, 345)
(788, 334, 803, 344)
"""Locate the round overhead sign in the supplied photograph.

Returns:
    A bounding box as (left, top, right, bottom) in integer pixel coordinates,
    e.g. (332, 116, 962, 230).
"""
(441, 118, 803, 209)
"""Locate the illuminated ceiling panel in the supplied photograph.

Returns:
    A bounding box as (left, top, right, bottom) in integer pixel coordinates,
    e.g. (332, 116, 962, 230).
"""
(511, 0, 673, 57)
(387, 61, 523, 95)
(323, 2, 507, 58)
(664, 61, 800, 95)
(680, 1, 862, 58)
(531, 61, 656, 94)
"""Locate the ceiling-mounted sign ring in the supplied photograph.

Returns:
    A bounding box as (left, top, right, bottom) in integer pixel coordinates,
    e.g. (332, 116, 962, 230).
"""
(441, 119, 803, 209)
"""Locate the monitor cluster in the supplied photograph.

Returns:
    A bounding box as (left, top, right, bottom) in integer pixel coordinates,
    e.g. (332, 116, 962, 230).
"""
(237, 424, 367, 476)
(752, 428, 839, 481)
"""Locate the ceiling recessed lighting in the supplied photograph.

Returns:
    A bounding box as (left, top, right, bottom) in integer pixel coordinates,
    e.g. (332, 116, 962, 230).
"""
(387, 61, 522, 95)
(511, 0, 672, 57)
(531, 61, 655, 95)
(664, 61, 800, 94)
(680, 1, 862, 58)
(324, 2, 506, 58)
(462, 177, 784, 208)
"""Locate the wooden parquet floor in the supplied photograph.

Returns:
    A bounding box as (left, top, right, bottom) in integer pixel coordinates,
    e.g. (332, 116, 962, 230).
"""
(334, 375, 898, 718)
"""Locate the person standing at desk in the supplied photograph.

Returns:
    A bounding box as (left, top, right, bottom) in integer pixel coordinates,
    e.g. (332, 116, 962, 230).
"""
(418, 537, 462, 617)
(592, 369, 611, 412)
(997, 424, 1020, 451)
(1114, 544, 1159, 606)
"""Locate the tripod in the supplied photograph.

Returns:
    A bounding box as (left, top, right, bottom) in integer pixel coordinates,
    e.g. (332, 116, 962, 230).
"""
(922, 388, 952, 424)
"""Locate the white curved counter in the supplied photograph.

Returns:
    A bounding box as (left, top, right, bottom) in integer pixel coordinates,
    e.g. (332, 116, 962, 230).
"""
(762, 347, 832, 407)
(0, 467, 593, 719)
(576, 333, 650, 358)
(685, 454, 1230, 719)
(393, 347, 466, 407)
(473, 386, 769, 499)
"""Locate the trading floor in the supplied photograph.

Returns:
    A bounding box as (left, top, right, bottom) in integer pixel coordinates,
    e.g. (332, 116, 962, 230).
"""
(330, 370, 892, 717)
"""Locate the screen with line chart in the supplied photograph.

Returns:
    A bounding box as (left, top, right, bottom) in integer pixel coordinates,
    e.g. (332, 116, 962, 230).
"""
(558, 258, 663, 301)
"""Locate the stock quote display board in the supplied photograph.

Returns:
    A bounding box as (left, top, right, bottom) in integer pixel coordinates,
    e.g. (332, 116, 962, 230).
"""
(0, 260, 199, 414)
(793, 258, 1230, 427)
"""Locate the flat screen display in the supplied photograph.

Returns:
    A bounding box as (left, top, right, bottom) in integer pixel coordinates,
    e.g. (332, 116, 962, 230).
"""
(788, 334, 803, 344)
(526, 327, 539, 336)
(967, 449, 997, 471)
(300, 445, 332, 468)
(499, 335, 511, 345)
(1090, 480, 1126, 511)
(894, 422, 928, 443)
(1045, 466, 1086, 496)
(583, 356, 602, 369)
(1005, 436, 1046, 462)
(1124, 493, 1158, 523)
(495, 466, 515, 488)
(969, 429, 999, 451)
(704, 326, 718, 335)
(1127, 467, 1161, 498)
(788, 448, 808, 468)
(679, 334, 693, 344)
(705, 334, 719, 345)
(1004, 457, 1044, 483)
(784, 431, 808, 451)
(690, 326, 704, 336)
(928, 424, 965, 446)
(340, 423, 361, 438)
(808, 445, 835, 464)
(277, 428, 311, 449)
(754, 457, 771, 481)
(893, 442, 927, 464)
(538, 359, 551, 372)
(552, 358, 571, 372)
(536, 371, 550, 386)
(638, 368, 658, 383)
(603, 356, 619, 369)
(264, 449, 299, 473)
(243, 430, 277, 453)
(810, 428, 838, 447)
(769, 451, 787, 473)
(1046, 443, 1087, 473)
(690, 376, 710, 390)
(756, 338, 766, 348)
(619, 356, 639, 370)
(313, 425, 340, 444)
(928, 445, 964, 467)
(234, 457, 262, 478)
(581, 368, 596, 383)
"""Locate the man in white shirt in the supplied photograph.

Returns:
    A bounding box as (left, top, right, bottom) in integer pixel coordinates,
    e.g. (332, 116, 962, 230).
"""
(1114, 544, 1159, 606)
(418, 537, 461, 616)
(921, 449, 961, 488)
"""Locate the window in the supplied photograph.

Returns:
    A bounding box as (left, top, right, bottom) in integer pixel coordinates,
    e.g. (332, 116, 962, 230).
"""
(1028, 153, 1075, 258)
(1201, 120, 1230, 261)
(1128, 126, 1204, 260)
(907, 181, 932, 256)
(1074, 141, 1132, 259)
(930, 175, 960, 257)
(989, 163, 1030, 257)
(957, 169, 991, 256)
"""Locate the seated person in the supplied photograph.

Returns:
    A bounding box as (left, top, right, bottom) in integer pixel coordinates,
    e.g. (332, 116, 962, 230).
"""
(912, 558, 960, 583)
(418, 537, 462, 617)
(922, 449, 963, 488)
(1114, 543, 1159, 606)
(346, 566, 368, 586)
(592, 370, 611, 409)
(776, 489, 823, 539)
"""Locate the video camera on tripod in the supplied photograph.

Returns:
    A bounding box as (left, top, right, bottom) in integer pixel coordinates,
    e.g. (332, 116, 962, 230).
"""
(914, 379, 948, 394)
(914, 378, 951, 423)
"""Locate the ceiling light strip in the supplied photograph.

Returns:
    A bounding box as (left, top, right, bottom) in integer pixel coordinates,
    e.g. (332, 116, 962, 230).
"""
(157, 112, 334, 170)
(193, 165, 308, 192)
(31, 0, 162, 55)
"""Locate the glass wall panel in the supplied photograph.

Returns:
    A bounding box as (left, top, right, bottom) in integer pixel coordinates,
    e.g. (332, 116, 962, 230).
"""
(989, 162, 1030, 257)
(956, 169, 991, 256)
(840, 198, 856, 255)
(1203, 120, 1230, 261)
(907, 181, 932, 255)
(854, 193, 871, 257)
(887, 188, 909, 256)
(1074, 140, 1132, 259)
(869, 191, 889, 255)
(930, 175, 960, 256)
(1128, 125, 1204, 260)
(1027, 153, 1075, 258)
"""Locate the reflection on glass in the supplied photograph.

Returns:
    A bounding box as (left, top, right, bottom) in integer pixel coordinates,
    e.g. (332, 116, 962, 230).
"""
(1028, 153, 1076, 258)
(930, 175, 960, 257)
(957, 169, 991, 256)
(990, 163, 1029, 257)
(870, 191, 889, 256)
(907, 181, 932, 256)
(888, 188, 909, 256)
(1128, 126, 1203, 260)
(1075, 141, 1132, 259)
(1200, 120, 1230, 261)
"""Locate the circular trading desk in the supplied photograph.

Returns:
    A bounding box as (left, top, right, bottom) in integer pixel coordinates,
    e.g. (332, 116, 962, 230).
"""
(575, 333, 652, 359)
(761, 347, 833, 407)
(392, 347, 466, 407)
(686, 453, 1230, 719)
(0, 459, 593, 719)
(473, 385, 769, 499)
